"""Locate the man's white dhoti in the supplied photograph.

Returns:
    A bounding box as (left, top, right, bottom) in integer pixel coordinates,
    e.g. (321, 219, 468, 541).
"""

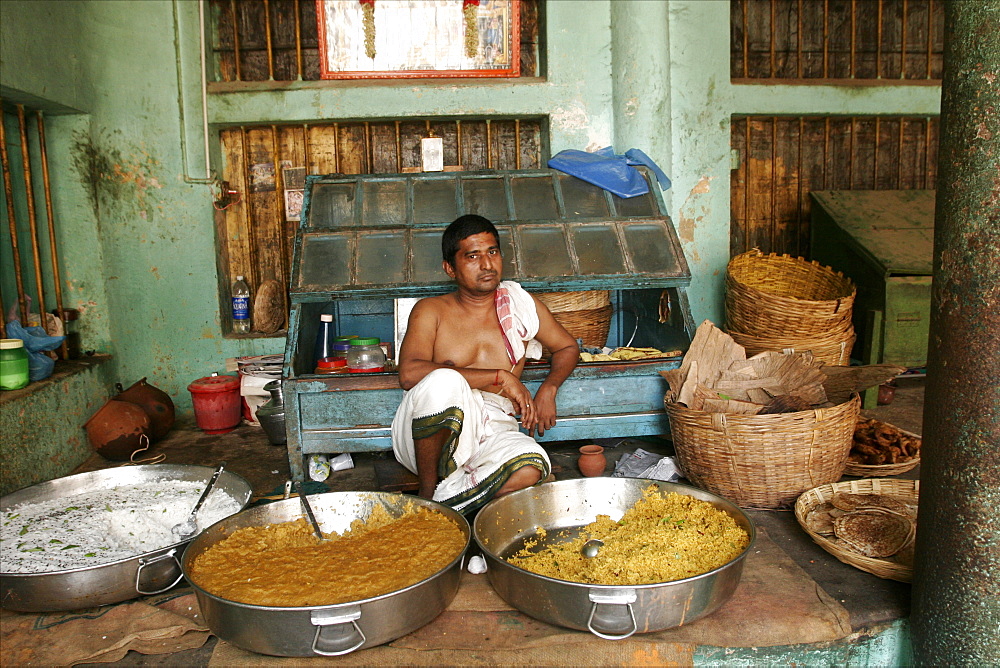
(391, 368, 550, 513)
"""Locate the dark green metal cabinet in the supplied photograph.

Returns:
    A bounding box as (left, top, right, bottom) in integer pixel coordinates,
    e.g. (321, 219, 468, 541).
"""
(810, 190, 934, 402)
(281, 169, 694, 481)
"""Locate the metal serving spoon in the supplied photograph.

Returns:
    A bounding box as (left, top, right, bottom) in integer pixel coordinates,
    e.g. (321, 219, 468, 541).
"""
(171, 462, 226, 540)
(294, 480, 327, 542)
(581, 538, 604, 558)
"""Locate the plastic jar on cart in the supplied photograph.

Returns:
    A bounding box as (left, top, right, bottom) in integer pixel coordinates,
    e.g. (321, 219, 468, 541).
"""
(347, 337, 386, 373)
(0, 339, 30, 390)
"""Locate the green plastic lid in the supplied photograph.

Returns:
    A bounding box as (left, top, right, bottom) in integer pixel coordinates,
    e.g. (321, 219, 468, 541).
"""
(335, 335, 358, 342)
(349, 337, 380, 346)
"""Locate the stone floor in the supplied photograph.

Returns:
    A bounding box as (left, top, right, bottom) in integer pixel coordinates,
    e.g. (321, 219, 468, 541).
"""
(64, 376, 923, 665)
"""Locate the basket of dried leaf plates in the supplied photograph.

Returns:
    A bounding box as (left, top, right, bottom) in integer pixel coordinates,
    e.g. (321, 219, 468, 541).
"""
(795, 478, 918, 582)
(844, 418, 921, 477)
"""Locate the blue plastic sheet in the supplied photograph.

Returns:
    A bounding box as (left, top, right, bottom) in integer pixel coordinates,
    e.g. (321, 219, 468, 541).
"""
(547, 147, 672, 199)
(5, 319, 65, 381)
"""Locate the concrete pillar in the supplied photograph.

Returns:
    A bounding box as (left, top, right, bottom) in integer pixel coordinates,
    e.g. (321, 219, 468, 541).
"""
(911, 1, 1000, 665)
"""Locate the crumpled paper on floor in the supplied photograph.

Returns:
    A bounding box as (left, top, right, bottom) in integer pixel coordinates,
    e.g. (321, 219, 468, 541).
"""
(612, 447, 681, 482)
(0, 589, 209, 666)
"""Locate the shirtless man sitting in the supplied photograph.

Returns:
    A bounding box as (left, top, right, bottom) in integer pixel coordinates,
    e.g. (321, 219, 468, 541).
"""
(391, 215, 579, 514)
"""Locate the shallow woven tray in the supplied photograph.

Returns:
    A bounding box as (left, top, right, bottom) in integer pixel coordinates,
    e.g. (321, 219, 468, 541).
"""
(844, 422, 922, 477)
(666, 394, 861, 509)
(794, 478, 919, 582)
(728, 327, 855, 366)
(726, 250, 856, 338)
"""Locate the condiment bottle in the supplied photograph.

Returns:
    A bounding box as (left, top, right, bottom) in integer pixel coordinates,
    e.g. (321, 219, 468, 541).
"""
(347, 337, 386, 373)
(314, 314, 336, 364)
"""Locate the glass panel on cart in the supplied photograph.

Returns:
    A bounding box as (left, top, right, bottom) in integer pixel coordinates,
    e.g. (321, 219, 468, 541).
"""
(413, 228, 447, 282)
(559, 174, 610, 218)
(299, 233, 352, 288)
(571, 223, 626, 275)
(613, 189, 656, 217)
(308, 183, 356, 227)
(362, 180, 406, 226)
(413, 178, 458, 224)
(520, 225, 573, 277)
(511, 176, 559, 220)
(623, 222, 684, 275)
(462, 177, 508, 221)
(358, 231, 406, 284)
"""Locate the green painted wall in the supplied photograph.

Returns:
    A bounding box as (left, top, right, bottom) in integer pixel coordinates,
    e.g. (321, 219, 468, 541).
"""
(0, 0, 940, 488)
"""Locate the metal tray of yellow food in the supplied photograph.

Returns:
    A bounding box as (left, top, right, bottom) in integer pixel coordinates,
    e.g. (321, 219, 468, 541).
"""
(182, 491, 470, 657)
(473, 478, 754, 639)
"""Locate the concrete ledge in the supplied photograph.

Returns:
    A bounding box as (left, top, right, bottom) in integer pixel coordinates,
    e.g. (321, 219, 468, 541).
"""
(0, 355, 114, 496)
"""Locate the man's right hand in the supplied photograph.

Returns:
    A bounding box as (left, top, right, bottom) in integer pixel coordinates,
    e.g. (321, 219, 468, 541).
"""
(495, 369, 536, 425)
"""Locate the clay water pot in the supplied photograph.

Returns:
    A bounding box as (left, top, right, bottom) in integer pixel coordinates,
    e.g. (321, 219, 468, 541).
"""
(577, 445, 606, 477)
(84, 398, 152, 461)
(115, 377, 175, 440)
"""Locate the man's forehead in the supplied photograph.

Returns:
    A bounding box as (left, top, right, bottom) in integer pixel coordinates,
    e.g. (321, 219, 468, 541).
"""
(458, 232, 500, 253)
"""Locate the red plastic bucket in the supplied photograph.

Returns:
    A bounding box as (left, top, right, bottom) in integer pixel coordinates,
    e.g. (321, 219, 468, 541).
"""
(187, 375, 242, 434)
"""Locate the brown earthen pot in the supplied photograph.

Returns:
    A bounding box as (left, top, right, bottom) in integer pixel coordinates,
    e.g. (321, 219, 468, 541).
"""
(84, 398, 152, 461)
(115, 377, 175, 439)
(578, 445, 607, 477)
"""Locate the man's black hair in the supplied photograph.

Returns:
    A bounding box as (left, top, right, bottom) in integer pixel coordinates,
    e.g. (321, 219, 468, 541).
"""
(442, 214, 500, 265)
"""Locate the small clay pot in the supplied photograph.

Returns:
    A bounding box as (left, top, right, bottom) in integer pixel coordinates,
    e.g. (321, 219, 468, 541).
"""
(578, 445, 607, 477)
(877, 382, 897, 406)
(84, 398, 152, 461)
(115, 377, 175, 440)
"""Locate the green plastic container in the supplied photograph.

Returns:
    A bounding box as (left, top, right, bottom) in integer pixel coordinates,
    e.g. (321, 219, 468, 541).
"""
(0, 339, 30, 390)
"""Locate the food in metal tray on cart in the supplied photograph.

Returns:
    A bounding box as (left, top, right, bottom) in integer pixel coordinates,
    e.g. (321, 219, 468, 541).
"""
(579, 346, 682, 362)
(0, 480, 243, 573)
(186, 502, 465, 607)
(803, 491, 917, 566)
(850, 418, 921, 465)
(507, 485, 750, 585)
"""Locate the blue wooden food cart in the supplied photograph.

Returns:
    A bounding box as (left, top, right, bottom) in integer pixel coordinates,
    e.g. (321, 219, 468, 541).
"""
(281, 168, 695, 481)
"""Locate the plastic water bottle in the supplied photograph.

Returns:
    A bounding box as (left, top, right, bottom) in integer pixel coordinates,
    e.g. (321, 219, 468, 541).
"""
(314, 314, 336, 364)
(231, 276, 251, 334)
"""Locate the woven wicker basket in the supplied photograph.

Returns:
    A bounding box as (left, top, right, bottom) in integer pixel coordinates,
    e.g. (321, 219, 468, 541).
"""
(536, 291, 611, 313)
(544, 305, 613, 355)
(726, 250, 856, 338)
(795, 478, 919, 582)
(666, 394, 861, 509)
(728, 327, 856, 366)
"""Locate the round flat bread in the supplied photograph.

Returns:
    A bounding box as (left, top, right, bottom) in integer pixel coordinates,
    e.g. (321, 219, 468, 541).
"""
(834, 509, 914, 558)
(804, 502, 844, 536)
(830, 492, 910, 515)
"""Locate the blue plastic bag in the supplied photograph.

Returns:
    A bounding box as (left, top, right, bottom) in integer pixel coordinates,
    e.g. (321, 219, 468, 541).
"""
(547, 147, 671, 199)
(5, 319, 65, 381)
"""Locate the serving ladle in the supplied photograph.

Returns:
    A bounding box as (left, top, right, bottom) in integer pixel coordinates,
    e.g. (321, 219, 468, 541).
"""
(581, 538, 604, 558)
(294, 480, 327, 542)
(171, 462, 226, 540)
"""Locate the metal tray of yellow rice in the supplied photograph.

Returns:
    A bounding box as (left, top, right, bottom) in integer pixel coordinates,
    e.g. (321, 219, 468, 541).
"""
(473, 478, 755, 639)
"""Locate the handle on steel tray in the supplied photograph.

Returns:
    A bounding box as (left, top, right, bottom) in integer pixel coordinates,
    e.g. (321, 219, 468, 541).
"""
(135, 549, 184, 595)
(586, 589, 638, 640)
(310, 607, 367, 656)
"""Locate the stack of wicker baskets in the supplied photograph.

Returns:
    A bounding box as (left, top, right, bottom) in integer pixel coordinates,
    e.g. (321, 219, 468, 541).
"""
(535, 291, 612, 354)
(725, 250, 857, 366)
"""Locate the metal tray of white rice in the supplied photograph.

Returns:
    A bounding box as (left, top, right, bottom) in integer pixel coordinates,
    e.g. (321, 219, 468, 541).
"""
(0, 464, 252, 612)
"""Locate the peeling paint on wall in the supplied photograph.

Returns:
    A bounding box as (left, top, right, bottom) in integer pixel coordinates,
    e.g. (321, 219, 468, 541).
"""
(677, 176, 714, 262)
(70, 129, 164, 224)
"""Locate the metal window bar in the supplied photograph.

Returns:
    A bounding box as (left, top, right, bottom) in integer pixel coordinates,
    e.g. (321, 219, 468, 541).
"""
(0, 102, 69, 354)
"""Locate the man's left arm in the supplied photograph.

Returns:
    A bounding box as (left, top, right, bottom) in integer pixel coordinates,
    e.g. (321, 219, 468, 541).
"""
(526, 296, 579, 437)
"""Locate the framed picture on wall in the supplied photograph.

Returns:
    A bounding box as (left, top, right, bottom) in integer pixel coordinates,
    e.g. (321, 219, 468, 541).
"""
(317, 0, 520, 79)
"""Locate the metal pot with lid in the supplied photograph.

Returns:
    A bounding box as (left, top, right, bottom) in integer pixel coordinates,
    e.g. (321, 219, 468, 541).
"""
(473, 478, 755, 639)
(182, 491, 470, 657)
